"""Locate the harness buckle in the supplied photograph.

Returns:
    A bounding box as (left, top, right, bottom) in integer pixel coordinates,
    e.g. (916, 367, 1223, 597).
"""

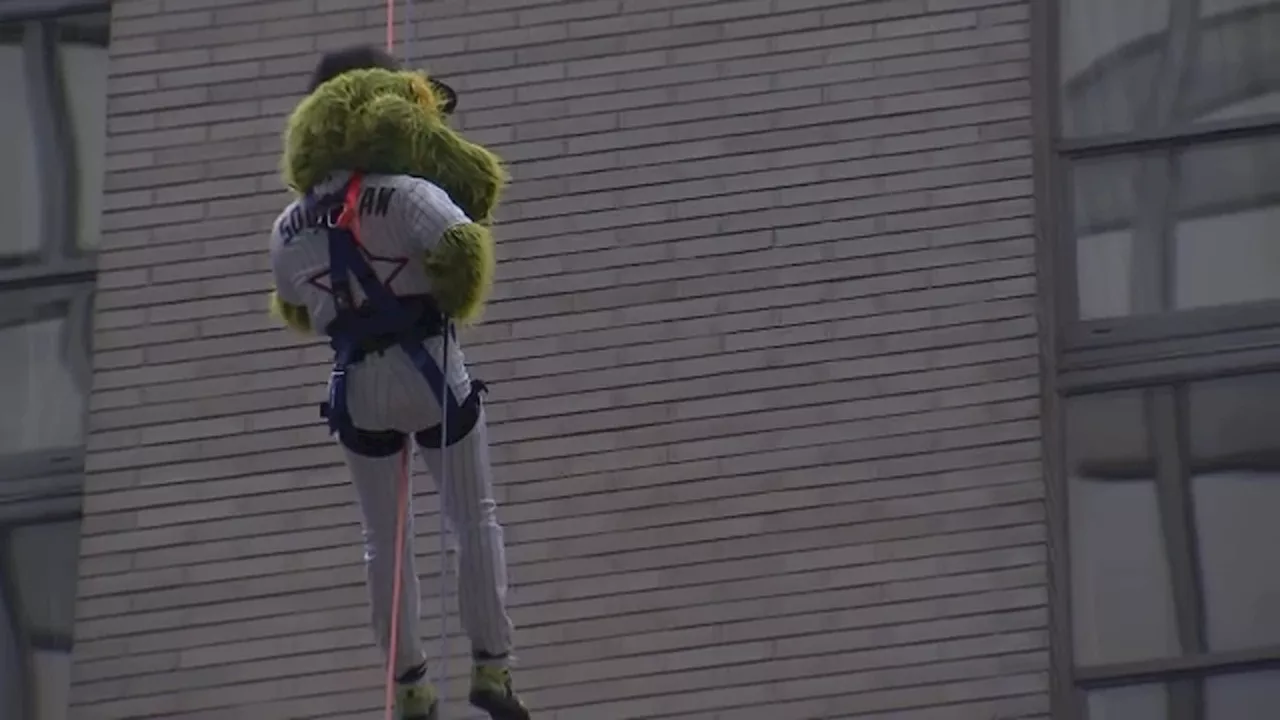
(322, 204, 346, 229)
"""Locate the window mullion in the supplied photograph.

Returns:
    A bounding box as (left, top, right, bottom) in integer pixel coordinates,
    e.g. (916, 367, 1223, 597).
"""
(1149, 387, 1206, 720)
(1127, 154, 1177, 316)
(22, 19, 70, 270)
(0, 535, 32, 720)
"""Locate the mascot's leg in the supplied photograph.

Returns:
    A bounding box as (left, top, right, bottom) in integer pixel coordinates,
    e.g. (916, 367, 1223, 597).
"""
(416, 405, 530, 720)
(340, 434, 438, 719)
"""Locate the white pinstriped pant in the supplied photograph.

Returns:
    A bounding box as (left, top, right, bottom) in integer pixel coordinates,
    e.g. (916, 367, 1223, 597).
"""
(338, 336, 514, 675)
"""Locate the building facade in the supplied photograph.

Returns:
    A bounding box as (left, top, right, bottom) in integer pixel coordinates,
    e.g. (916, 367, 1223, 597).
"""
(0, 0, 1275, 718)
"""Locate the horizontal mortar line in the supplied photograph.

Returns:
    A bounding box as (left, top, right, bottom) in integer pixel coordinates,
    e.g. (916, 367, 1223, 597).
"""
(78, 471, 1041, 575)
(108, 50, 1026, 165)
(84, 646, 1047, 719)
(96, 236, 1033, 349)
(498, 134, 1030, 212)
(456, 61, 1030, 144)
(73, 619, 1046, 708)
(75, 515, 1043, 631)
(103, 74, 1029, 173)
(83, 492, 1043, 592)
(101, 118, 1028, 219)
(85, 348, 1041, 468)
(96, 282, 1036, 399)
(73, 538, 1044, 640)
(453, 36, 1028, 121)
(105, 140, 1030, 250)
(80, 415, 1039, 532)
(72, 595, 1046, 693)
(80, 389, 1044, 489)
(72, 574, 1046, 675)
(92, 269, 1034, 364)
(89, 310, 1039, 407)
(309, 691, 1048, 720)
(476, 174, 1031, 263)
(396, 638, 1050, 713)
(78, 489, 1045, 594)
(91, 311, 1033, 407)
(629, 668, 1047, 720)
(107, 235, 1029, 333)
(103, 118, 1029, 229)
(93, 218, 1034, 319)
(90, 356, 1039, 452)
(90, 274, 1034, 386)
(87, 363, 1040, 460)
(100, 114, 1029, 224)
(77, 456, 1039, 563)
(70, 571, 1044, 676)
(71, 627, 1045, 714)
(79, 451, 1041, 557)
(74, 612, 1048, 698)
(81, 512, 1046, 611)
(72, 556, 1045, 653)
(105, 2, 1026, 88)
(98, 79, 1030, 185)
(85, 350, 1035, 436)
(105, 28, 1028, 122)
(94, 252, 1037, 356)
(108, 151, 1030, 268)
(74, 520, 1044, 645)
(143, 686, 1047, 720)
(115, 188, 1033, 286)
(79, 435, 1039, 537)
(465, 95, 1028, 171)
(80, 424, 1040, 507)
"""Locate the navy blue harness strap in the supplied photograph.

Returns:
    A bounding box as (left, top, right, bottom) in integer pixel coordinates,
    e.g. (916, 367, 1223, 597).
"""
(308, 175, 480, 455)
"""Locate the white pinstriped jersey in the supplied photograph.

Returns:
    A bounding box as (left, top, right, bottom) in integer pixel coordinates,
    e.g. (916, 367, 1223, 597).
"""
(269, 171, 474, 433)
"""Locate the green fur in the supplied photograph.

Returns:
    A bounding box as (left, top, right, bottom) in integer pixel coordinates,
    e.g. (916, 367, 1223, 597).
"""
(269, 291, 313, 334)
(271, 66, 507, 328)
(281, 68, 507, 224)
(428, 223, 495, 323)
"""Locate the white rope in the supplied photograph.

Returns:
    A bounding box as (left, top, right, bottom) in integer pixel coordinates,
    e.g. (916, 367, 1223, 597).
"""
(396, 2, 455, 714)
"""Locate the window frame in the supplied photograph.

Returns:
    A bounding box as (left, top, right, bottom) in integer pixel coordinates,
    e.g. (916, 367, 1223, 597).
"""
(1033, 2, 1280, 719)
(1040, 0, 1280, 366)
(0, 3, 108, 719)
(0, 513, 82, 720)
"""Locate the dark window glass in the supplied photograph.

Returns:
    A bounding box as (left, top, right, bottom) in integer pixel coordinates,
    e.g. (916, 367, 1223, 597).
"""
(1059, 0, 1280, 139)
(1070, 134, 1280, 320)
(1066, 390, 1181, 666)
(1187, 371, 1280, 652)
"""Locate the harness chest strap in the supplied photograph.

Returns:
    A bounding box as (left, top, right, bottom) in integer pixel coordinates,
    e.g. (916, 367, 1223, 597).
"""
(315, 172, 485, 451)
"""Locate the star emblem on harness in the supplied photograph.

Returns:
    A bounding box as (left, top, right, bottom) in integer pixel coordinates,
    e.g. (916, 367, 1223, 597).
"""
(306, 246, 411, 297)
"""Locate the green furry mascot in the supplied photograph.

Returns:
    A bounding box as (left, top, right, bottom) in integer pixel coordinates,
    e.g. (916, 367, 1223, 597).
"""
(264, 46, 530, 720)
(269, 49, 505, 331)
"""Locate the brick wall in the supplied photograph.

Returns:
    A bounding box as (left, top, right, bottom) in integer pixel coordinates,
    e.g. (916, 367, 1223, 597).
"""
(72, 0, 1049, 718)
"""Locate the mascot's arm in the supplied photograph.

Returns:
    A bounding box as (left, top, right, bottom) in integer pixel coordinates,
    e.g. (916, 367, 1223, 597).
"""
(268, 289, 313, 334)
(424, 221, 495, 324)
(404, 178, 496, 324)
(266, 219, 314, 335)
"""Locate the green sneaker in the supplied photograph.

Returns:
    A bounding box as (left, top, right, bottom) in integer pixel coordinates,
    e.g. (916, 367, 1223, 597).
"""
(396, 680, 437, 720)
(469, 664, 530, 720)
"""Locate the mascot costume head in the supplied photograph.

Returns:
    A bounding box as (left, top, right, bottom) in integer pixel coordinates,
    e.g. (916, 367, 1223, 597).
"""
(270, 45, 507, 328)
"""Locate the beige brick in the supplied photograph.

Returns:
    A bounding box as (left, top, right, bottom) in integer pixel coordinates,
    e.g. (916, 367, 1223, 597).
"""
(75, 1, 1047, 717)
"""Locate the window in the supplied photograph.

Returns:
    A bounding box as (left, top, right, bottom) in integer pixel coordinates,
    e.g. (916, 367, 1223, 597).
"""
(1040, 1, 1280, 719)
(0, 2, 108, 719)
(1047, 0, 1280, 359)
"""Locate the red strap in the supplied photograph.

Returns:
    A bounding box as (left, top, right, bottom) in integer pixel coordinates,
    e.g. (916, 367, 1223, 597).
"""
(335, 172, 365, 245)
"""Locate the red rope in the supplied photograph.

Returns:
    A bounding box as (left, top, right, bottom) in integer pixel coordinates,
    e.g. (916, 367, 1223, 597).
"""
(381, 6, 406, 717)
(383, 445, 412, 720)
